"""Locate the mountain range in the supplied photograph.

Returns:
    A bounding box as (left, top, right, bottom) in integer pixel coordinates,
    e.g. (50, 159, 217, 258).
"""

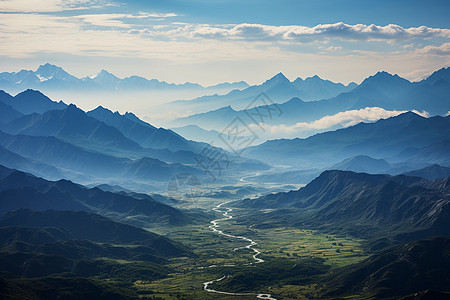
(244, 112, 450, 168)
(404, 164, 450, 180)
(86, 105, 198, 152)
(0, 89, 66, 117)
(167, 68, 450, 137)
(0, 63, 249, 94)
(233, 170, 450, 246)
(0, 89, 269, 191)
(0, 165, 188, 226)
(165, 71, 357, 117)
(0, 64, 449, 300)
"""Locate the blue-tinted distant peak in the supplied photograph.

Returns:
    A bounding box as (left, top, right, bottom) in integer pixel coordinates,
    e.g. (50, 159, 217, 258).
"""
(37, 63, 63, 74)
(37, 62, 59, 69)
(304, 75, 327, 83)
(264, 72, 290, 85)
(16, 89, 46, 97)
(67, 103, 78, 110)
(423, 66, 450, 85)
(214, 105, 235, 113)
(273, 72, 289, 80)
(360, 70, 411, 87)
(374, 70, 394, 77)
(382, 111, 424, 124)
(124, 111, 138, 118)
(36, 63, 74, 81)
(293, 77, 303, 83)
(90, 105, 112, 114)
(97, 69, 117, 78)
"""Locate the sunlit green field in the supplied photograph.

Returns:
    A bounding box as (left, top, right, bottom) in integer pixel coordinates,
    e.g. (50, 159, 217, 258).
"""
(136, 199, 368, 300)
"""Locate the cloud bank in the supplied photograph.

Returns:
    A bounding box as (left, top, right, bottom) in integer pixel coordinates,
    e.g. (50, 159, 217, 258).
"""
(0, 0, 107, 12)
(188, 22, 450, 42)
(249, 107, 430, 139)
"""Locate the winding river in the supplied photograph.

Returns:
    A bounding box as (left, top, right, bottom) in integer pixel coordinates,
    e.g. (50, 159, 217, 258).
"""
(202, 202, 276, 300)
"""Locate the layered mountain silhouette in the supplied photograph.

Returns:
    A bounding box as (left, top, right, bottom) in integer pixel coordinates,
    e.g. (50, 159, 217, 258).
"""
(168, 68, 450, 135)
(0, 64, 449, 300)
(87, 105, 199, 152)
(404, 164, 450, 180)
(0, 89, 269, 189)
(0, 63, 248, 94)
(245, 112, 450, 168)
(233, 170, 450, 243)
(166, 71, 357, 117)
(330, 155, 391, 174)
(0, 144, 63, 179)
(292, 75, 358, 100)
(0, 166, 188, 226)
(0, 94, 22, 124)
(0, 130, 201, 183)
(0, 89, 66, 115)
(2, 103, 144, 156)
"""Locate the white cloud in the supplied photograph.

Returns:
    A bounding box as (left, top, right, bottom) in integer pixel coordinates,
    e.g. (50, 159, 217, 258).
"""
(74, 14, 132, 28)
(249, 107, 430, 138)
(0, 0, 104, 12)
(417, 42, 450, 56)
(325, 46, 342, 51)
(188, 22, 450, 42)
(72, 12, 178, 28)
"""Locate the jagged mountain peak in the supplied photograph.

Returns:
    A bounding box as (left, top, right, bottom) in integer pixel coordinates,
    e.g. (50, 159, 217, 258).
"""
(97, 69, 118, 78)
(16, 89, 46, 97)
(36, 63, 62, 72)
(262, 72, 291, 86)
(306, 74, 322, 81)
(423, 66, 450, 85)
(65, 103, 81, 112)
(359, 70, 411, 88)
(218, 105, 236, 112)
(88, 105, 113, 118)
(36, 63, 73, 81)
(293, 77, 303, 83)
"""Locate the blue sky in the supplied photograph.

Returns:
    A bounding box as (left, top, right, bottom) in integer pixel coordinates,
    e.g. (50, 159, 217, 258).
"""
(0, 0, 449, 85)
(122, 0, 450, 28)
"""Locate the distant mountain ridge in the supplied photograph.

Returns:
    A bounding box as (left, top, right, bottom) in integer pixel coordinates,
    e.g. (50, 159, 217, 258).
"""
(404, 164, 450, 180)
(245, 112, 450, 168)
(87, 105, 199, 152)
(0, 63, 249, 94)
(233, 170, 450, 243)
(0, 89, 203, 160)
(168, 68, 450, 135)
(0, 89, 270, 190)
(330, 155, 391, 174)
(165, 71, 357, 117)
(0, 165, 188, 226)
(0, 88, 67, 115)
